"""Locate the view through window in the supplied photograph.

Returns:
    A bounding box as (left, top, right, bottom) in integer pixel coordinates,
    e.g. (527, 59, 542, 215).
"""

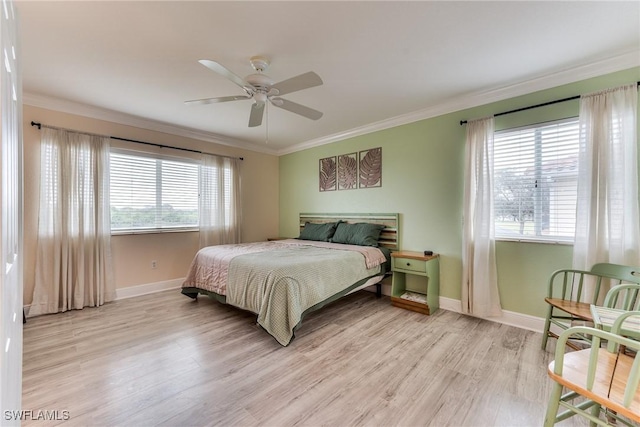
(494, 118, 579, 242)
(110, 151, 199, 232)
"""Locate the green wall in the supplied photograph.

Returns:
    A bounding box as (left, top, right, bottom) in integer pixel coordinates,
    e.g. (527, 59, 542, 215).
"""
(279, 67, 640, 319)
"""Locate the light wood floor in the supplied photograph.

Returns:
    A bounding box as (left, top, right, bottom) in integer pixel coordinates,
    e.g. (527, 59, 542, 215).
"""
(23, 290, 582, 427)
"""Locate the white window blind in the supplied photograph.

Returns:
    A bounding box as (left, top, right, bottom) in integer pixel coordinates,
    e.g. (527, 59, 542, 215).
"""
(110, 151, 199, 232)
(494, 118, 579, 243)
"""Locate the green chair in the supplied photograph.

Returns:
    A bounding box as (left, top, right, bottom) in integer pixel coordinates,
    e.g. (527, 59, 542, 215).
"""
(542, 263, 640, 351)
(604, 283, 640, 311)
(544, 317, 640, 426)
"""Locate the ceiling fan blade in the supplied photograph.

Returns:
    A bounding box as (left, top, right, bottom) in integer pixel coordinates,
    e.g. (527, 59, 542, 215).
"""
(248, 103, 265, 127)
(184, 95, 250, 105)
(271, 71, 323, 96)
(271, 98, 323, 121)
(198, 59, 255, 92)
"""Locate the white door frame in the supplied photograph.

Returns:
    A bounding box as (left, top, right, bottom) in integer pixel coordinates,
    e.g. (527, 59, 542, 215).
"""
(0, 1, 23, 424)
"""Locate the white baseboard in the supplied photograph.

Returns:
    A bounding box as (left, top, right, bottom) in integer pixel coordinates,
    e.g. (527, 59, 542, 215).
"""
(25, 280, 545, 334)
(438, 296, 545, 333)
(363, 284, 544, 333)
(115, 278, 184, 300)
(439, 295, 462, 312)
(23, 278, 184, 317)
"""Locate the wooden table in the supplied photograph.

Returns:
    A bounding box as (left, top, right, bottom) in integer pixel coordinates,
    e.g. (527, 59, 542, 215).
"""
(591, 305, 640, 335)
(590, 305, 640, 352)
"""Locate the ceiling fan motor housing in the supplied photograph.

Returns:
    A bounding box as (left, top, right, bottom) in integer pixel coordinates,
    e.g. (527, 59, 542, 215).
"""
(249, 55, 270, 72)
(245, 73, 274, 92)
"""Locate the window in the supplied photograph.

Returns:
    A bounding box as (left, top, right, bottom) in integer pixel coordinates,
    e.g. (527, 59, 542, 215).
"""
(494, 118, 579, 243)
(110, 150, 199, 232)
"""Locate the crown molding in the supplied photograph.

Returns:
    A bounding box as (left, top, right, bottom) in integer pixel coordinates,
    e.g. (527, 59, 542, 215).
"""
(23, 93, 280, 156)
(277, 50, 640, 156)
(22, 50, 639, 158)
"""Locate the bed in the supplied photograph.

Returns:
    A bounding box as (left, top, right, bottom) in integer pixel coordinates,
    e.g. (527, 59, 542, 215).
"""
(181, 213, 399, 346)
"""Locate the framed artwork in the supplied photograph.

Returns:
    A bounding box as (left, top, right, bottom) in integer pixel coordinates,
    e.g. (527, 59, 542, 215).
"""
(337, 153, 357, 190)
(319, 156, 337, 192)
(359, 147, 382, 188)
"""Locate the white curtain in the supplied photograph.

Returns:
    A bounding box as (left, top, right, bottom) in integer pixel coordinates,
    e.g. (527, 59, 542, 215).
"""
(30, 127, 114, 316)
(573, 84, 640, 276)
(462, 117, 502, 317)
(199, 154, 242, 248)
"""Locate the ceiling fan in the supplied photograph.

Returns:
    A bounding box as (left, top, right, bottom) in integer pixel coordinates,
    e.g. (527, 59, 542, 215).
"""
(185, 56, 323, 128)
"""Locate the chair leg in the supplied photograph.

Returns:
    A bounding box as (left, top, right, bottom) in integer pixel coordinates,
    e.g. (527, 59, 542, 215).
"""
(542, 305, 554, 350)
(588, 403, 601, 427)
(543, 382, 563, 427)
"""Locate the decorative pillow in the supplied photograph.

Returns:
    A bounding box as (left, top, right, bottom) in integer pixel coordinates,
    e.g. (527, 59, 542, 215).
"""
(331, 222, 384, 247)
(298, 222, 338, 242)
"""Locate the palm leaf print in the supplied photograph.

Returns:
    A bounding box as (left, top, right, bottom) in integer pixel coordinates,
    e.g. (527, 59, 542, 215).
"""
(338, 154, 357, 190)
(359, 147, 382, 188)
(319, 157, 336, 191)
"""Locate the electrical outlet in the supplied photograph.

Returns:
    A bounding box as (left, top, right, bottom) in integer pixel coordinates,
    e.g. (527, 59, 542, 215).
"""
(151, 260, 157, 269)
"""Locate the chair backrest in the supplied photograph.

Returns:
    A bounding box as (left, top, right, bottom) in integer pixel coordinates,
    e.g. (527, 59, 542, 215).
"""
(605, 283, 640, 311)
(549, 263, 640, 305)
(591, 263, 640, 284)
(592, 263, 640, 306)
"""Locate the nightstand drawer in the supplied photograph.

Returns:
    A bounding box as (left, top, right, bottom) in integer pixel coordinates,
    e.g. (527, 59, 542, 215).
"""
(392, 257, 426, 273)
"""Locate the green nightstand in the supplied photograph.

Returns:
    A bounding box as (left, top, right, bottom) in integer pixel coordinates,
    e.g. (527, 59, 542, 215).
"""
(390, 251, 440, 315)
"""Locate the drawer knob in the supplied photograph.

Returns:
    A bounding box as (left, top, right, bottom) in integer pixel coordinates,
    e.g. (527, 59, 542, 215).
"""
(406, 262, 411, 266)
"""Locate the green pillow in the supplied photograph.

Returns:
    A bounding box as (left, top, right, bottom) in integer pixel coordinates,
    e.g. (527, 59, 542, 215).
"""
(298, 222, 338, 242)
(331, 222, 384, 247)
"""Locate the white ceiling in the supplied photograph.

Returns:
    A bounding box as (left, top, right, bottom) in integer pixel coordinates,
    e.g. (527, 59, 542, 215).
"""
(18, 1, 640, 155)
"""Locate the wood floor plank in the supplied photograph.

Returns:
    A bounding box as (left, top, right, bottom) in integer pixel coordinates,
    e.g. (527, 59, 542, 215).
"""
(23, 289, 586, 426)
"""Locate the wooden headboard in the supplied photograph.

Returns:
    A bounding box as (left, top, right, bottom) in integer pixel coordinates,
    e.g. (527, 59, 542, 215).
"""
(299, 213, 400, 251)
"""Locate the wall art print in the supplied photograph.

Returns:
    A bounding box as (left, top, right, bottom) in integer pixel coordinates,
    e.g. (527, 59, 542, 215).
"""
(337, 153, 358, 190)
(359, 147, 382, 188)
(319, 156, 337, 192)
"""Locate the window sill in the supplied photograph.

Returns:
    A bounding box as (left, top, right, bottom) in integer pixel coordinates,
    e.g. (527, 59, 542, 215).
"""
(111, 227, 198, 236)
(496, 237, 573, 245)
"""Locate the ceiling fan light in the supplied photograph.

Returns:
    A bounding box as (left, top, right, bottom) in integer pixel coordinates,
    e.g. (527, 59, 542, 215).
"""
(254, 92, 267, 104)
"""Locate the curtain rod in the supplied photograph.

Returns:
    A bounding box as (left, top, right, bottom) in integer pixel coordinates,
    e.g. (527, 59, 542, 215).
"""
(459, 81, 640, 125)
(30, 121, 244, 161)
